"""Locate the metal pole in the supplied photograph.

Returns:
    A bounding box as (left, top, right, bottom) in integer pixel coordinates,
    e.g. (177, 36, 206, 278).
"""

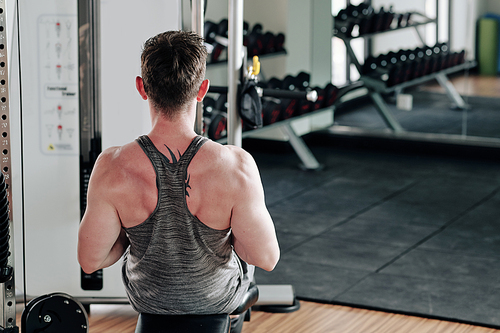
(191, 0, 205, 135)
(227, 0, 243, 147)
(435, 0, 439, 44)
(0, 0, 16, 329)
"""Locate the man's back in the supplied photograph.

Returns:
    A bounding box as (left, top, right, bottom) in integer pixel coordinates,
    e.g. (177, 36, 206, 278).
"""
(99, 135, 249, 232)
(119, 134, 252, 315)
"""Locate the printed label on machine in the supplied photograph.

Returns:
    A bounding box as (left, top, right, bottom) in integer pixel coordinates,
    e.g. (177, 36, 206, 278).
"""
(38, 14, 78, 155)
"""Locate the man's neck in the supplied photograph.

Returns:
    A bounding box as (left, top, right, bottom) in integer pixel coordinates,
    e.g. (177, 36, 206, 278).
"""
(149, 108, 197, 141)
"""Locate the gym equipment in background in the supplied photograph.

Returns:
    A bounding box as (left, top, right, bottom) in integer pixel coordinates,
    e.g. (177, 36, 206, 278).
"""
(204, 18, 285, 64)
(334, 3, 476, 133)
(21, 293, 88, 333)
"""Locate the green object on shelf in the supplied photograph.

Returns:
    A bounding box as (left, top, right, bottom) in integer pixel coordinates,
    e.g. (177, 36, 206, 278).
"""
(478, 18, 499, 76)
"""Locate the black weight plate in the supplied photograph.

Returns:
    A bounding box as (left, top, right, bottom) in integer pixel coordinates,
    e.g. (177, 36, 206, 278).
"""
(22, 293, 88, 333)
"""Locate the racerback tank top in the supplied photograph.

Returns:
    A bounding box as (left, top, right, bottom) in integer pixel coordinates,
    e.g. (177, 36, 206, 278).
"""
(121, 135, 253, 315)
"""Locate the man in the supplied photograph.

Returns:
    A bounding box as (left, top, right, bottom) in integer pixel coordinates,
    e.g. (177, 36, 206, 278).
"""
(77, 30, 280, 331)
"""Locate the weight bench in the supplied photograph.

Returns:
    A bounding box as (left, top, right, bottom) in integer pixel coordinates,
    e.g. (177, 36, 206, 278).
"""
(134, 283, 259, 333)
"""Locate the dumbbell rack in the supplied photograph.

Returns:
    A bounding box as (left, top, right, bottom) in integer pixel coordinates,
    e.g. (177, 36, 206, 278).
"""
(335, 12, 475, 133)
(217, 105, 334, 171)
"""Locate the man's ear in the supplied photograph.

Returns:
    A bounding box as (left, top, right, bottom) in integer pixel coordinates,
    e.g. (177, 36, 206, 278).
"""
(136, 76, 148, 100)
(196, 79, 210, 102)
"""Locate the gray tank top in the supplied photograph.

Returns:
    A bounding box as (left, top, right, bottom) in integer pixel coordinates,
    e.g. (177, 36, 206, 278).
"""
(121, 135, 253, 315)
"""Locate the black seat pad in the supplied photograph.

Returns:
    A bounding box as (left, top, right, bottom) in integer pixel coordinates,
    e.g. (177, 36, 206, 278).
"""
(135, 313, 230, 333)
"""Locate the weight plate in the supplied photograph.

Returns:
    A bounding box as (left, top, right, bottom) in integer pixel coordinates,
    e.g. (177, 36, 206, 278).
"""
(21, 293, 88, 333)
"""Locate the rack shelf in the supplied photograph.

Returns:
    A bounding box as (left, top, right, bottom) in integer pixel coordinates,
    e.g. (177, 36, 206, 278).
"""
(217, 106, 335, 170)
(335, 12, 436, 41)
(334, 8, 472, 133)
(361, 60, 476, 93)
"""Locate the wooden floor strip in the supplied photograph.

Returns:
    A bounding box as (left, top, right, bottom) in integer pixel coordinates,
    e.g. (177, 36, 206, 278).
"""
(23, 300, 494, 333)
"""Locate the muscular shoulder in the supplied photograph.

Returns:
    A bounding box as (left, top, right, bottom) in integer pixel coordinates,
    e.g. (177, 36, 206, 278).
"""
(194, 141, 260, 192)
(90, 141, 151, 192)
(197, 141, 257, 176)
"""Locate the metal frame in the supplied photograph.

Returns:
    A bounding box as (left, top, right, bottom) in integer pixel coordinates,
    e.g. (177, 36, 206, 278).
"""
(78, 0, 101, 163)
(191, 0, 205, 135)
(0, 0, 16, 329)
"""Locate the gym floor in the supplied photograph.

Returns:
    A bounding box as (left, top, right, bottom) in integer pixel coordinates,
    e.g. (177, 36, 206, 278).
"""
(17, 73, 500, 333)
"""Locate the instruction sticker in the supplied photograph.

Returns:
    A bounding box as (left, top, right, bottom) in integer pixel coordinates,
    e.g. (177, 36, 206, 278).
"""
(38, 14, 79, 155)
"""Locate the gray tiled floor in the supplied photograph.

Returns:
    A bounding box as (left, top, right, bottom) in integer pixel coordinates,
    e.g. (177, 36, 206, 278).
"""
(250, 138, 500, 328)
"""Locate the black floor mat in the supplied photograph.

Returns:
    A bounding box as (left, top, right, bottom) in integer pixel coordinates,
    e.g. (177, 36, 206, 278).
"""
(248, 133, 500, 328)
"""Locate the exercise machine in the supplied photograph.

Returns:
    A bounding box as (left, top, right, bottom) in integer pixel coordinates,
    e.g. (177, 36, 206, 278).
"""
(0, 0, 301, 331)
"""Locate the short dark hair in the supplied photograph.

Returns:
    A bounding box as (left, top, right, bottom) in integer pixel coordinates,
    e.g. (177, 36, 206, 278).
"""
(140, 30, 207, 118)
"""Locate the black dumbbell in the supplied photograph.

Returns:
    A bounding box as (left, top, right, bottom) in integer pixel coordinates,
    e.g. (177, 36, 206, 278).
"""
(203, 96, 216, 116)
(207, 113, 227, 140)
(363, 55, 378, 74)
(204, 20, 218, 44)
(324, 83, 339, 107)
(309, 86, 325, 111)
(262, 32, 276, 54)
(275, 33, 285, 52)
(218, 19, 229, 38)
(397, 49, 414, 82)
(371, 6, 394, 33)
(296, 99, 311, 116)
(295, 72, 310, 91)
(215, 94, 228, 112)
(266, 77, 282, 90)
(334, 5, 357, 37)
(280, 99, 298, 120)
(383, 6, 396, 31)
(358, 6, 375, 35)
(247, 24, 264, 57)
(281, 75, 297, 91)
(262, 100, 282, 126)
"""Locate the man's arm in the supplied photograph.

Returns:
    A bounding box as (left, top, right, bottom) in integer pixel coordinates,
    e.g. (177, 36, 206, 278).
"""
(77, 150, 130, 274)
(229, 148, 280, 272)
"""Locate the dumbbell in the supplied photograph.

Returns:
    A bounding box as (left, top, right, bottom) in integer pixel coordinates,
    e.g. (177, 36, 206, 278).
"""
(334, 5, 357, 37)
(266, 77, 283, 90)
(323, 83, 339, 107)
(262, 100, 282, 126)
(397, 49, 415, 82)
(358, 6, 375, 35)
(216, 19, 249, 38)
(207, 113, 227, 140)
(370, 6, 393, 33)
(309, 86, 325, 111)
(262, 32, 276, 54)
(204, 20, 219, 44)
(215, 94, 228, 112)
(275, 33, 285, 52)
(203, 96, 216, 116)
(203, 95, 227, 140)
(281, 75, 297, 91)
(363, 55, 378, 75)
(435, 43, 450, 70)
(204, 20, 226, 62)
(294, 72, 310, 91)
(280, 72, 312, 118)
(280, 99, 298, 120)
(383, 6, 396, 30)
(397, 12, 412, 28)
(247, 23, 264, 57)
